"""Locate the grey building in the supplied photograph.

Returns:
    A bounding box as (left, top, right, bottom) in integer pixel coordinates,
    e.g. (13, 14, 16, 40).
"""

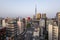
(56, 12, 60, 40)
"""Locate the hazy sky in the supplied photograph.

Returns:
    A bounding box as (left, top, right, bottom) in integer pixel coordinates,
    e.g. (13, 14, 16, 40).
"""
(0, 0, 60, 18)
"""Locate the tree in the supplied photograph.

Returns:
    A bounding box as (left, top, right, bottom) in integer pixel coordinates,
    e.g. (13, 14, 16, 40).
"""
(27, 23, 31, 28)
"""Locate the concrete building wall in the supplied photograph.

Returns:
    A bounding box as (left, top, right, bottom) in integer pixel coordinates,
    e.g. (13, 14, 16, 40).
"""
(53, 26, 58, 40)
(48, 24, 53, 40)
(17, 19, 24, 34)
(2, 19, 6, 27)
(48, 24, 58, 40)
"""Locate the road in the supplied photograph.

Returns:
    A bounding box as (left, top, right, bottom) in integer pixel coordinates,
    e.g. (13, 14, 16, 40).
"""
(16, 23, 40, 40)
(24, 26, 34, 40)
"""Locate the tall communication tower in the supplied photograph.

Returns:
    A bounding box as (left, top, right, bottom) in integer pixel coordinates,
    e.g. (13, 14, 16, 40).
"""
(35, 0, 37, 18)
(35, 4, 37, 16)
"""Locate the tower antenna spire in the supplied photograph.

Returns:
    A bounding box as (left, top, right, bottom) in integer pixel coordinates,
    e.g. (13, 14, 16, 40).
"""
(35, 0, 37, 17)
(35, 4, 37, 16)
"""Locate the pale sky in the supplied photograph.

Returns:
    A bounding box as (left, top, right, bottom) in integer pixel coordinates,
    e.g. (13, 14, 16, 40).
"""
(0, 0, 60, 18)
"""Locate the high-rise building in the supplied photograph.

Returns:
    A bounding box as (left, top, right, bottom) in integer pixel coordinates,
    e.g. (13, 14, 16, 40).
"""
(40, 19, 45, 27)
(33, 15, 36, 20)
(40, 13, 48, 40)
(2, 19, 6, 27)
(56, 12, 60, 40)
(6, 19, 18, 40)
(36, 13, 41, 20)
(6, 24, 15, 40)
(22, 18, 26, 30)
(17, 18, 24, 34)
(40, 18, 48, 40)
(48, 24, 53, 40)
(48, 22, 58, 40)
(25, 17, 28, 27)
(41, 13, 47, 29)
(42, 13, 46, 19)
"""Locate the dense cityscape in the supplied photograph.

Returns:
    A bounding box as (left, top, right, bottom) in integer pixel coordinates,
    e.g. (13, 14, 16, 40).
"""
(0, 0, 60, 40)
(0, 12, 60, 40)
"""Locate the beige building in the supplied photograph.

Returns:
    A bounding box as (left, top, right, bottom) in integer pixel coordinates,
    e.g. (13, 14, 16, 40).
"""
(6, 18, 18, 40)
(2, 19, 6, 27)
(17, 18, 24, 34)
(56, 12, 60, 40)
(48, 24, 53, 40)
(48, 22, 58, 40)
(36, 13, 41, 20)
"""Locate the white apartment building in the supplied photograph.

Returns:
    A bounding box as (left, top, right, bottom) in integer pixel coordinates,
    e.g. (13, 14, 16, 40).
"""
(17, 18, 24, 34)
(48, 23, 58, 40)
(33, 27, 40, 37)
(2, 19, 6, 27)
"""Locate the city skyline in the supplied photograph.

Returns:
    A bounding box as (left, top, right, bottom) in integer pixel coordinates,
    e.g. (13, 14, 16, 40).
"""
(0, 0, 60, 18)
